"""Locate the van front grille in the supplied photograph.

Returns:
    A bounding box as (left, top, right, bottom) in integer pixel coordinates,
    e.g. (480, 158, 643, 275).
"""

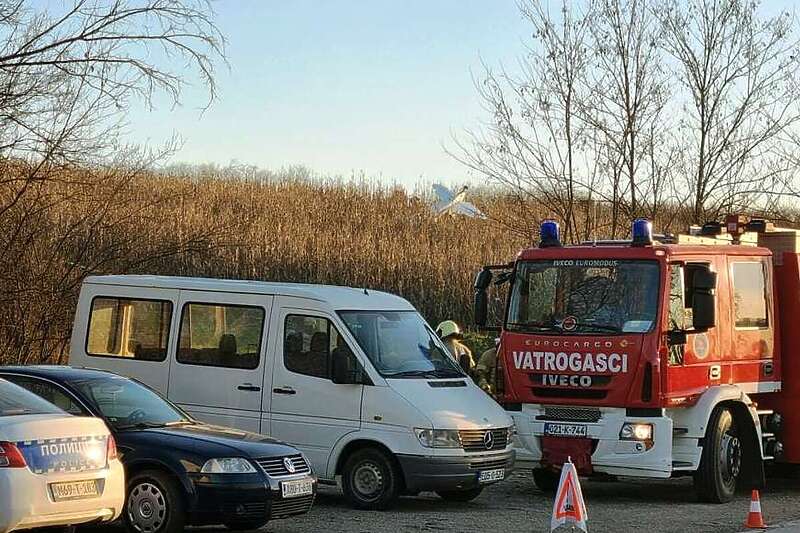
(255, 454, 311, 477)
(459, 428, 509, 452)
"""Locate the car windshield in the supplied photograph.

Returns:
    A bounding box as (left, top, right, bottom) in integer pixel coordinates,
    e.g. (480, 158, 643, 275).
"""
(73, 375, 191, 430)
(338, 311, 465, 378)
(0, 378, 64, 416)
(507, 259, 661, 334)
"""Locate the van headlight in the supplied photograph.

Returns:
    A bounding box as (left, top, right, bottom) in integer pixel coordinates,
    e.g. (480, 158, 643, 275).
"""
(507, 425, 517, 445)
(200, 457, 256, 474)
(414, 428, 462, 448)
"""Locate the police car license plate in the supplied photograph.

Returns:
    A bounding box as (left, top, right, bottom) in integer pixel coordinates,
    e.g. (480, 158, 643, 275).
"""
(544, 422, 588, 438)
(50, 480, 98, 501)
(281, 478, 313, 499)
(478, 468, 505, 483)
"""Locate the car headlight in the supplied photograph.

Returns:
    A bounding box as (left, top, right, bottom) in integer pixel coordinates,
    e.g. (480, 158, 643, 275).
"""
(619, 422, 653, 441)
(200, 457, 256, 474)
(414, 428, 462, 448)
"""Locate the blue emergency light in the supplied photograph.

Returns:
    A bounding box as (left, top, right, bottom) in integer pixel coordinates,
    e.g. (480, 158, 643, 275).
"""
(539, 219, 561, 248)
(631, 218, 653, 246)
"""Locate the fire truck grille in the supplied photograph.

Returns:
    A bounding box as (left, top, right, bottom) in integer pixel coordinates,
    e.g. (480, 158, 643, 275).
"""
(538, 406, 602, 423)
(459, 428, 509, 452)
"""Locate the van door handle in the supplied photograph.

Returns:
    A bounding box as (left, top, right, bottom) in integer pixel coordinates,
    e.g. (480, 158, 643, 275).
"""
(273, 387, 296, 395)
(237, 383, 261, 392)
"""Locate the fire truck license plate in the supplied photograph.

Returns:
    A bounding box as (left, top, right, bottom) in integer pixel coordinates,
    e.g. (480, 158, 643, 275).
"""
(281, 478, 314, 498)
(478, 468, 505, 483)
(50, 480, 98, 501)
(544, 422, 588, 438)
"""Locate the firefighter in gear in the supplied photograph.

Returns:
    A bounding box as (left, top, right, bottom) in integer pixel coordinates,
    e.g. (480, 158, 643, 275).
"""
(474, 338, 500, 395)
(436, 320, 475, 373)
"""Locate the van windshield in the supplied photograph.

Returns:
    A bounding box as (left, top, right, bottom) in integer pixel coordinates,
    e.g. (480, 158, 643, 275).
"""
(338, 311, 465, 378)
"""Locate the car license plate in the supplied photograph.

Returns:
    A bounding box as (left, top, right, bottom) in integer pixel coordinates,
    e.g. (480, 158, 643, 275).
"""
(478, 468, 505, 484)
(544, 422, 588, 438)
(281, 477, 314, 499)
(50, 480, 98, 501)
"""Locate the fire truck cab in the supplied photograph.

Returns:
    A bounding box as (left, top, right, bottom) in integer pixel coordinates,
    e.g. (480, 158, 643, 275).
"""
(475, 216, 799, 503)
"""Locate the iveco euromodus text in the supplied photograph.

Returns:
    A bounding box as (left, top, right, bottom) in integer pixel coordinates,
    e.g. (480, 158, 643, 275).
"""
(474, 216, 800, 503)
(69, 276, 515, 509)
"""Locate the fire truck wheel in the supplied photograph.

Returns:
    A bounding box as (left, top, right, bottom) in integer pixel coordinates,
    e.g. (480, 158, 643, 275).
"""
(694, 406, 741, 503)
(532, 468, 560, 492)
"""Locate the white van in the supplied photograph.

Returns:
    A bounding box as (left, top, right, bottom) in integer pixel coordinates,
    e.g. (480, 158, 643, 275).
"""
(69, 275, 515, 509)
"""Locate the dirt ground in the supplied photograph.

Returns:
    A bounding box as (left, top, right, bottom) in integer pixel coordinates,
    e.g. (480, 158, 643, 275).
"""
(179, 469, 800, 533)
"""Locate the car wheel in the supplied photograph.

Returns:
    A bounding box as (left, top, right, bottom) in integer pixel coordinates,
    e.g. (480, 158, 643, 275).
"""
(125, 470, 185, 533)
(435, 487, 483, 502)
(694, 406, 741, 503)
(532, 468, 560, 492)
(341, 448, 401, 510)
(224, 519, 269, 531)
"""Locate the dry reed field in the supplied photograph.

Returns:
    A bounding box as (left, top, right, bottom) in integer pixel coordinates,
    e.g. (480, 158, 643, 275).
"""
(0, 167, 529, 363)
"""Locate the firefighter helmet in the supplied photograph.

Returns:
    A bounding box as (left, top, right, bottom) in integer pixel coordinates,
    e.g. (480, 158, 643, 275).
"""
(436, 320, 462, 339)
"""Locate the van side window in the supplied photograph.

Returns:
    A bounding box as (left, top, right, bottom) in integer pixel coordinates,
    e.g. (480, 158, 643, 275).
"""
(177, 303, 264, 369)
(284, 315, 353, 379)
(731, 262, 769, 329)
(86, 297, 172, 361)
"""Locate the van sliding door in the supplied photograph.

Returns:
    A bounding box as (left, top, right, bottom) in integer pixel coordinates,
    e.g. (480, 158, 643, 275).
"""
(167, 290, 273, 433)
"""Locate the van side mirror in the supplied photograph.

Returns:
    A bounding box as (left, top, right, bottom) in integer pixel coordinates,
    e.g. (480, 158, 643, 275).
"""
(691, 267, 716, 331)
(474, 269, 493, 327)
(332, 351, 368, 385)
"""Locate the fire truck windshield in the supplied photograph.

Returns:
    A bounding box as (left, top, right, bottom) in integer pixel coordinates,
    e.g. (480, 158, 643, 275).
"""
(507, 259, 660, 335)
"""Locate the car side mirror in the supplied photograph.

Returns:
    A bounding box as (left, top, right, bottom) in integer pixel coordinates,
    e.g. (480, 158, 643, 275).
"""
(691, 267, 717, 331)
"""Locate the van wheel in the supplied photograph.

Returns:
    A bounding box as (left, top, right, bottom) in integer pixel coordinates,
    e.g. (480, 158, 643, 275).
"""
(126, 470, 185, 533)
(533, 468, 560, 492)
(436, 487, 483, 502)
(341, 448, 400, 510)
(694, 406, 741, 503)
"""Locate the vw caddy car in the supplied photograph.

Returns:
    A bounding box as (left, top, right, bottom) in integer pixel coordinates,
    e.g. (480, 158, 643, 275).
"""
(0, 377, 124, 532)
(68, 275, 516, 509)
(2, 366, 316, 533)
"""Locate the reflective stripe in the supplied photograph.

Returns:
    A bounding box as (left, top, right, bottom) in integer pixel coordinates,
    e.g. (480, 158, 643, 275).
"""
(737, 381, 781, 394)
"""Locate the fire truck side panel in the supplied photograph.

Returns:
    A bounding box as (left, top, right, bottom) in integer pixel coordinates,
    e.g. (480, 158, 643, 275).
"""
(760, 252, 800, 462)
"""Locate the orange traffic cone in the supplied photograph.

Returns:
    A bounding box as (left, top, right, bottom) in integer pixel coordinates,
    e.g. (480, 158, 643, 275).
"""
(745, 490, 766, 529)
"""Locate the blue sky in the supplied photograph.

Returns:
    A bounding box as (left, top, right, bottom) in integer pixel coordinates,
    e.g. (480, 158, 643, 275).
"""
(125, 1, 531, 187)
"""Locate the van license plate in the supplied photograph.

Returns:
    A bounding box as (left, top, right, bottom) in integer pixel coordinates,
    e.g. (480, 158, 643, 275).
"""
(281, 478, 313, 499)
(50, 480, 98, 501)
(544, 422, 587, 438)
(478, 468, 505, 483)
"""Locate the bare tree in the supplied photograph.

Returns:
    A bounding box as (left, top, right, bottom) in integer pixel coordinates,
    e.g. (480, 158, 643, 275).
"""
(584, 0, 670, 229)
(657, 0, 800, 223)
(450, 1, 597, 243)
(0, 0, 226, 361)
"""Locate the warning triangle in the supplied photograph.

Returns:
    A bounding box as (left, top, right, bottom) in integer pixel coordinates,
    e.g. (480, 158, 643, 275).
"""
(550, 459, 588, 532)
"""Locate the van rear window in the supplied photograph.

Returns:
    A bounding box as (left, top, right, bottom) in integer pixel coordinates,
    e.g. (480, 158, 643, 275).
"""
(177, 303, 264, 369)
(86, 298, 172, 361)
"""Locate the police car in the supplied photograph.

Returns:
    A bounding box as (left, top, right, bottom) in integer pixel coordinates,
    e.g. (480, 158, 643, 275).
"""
(0, 377, 124, 532)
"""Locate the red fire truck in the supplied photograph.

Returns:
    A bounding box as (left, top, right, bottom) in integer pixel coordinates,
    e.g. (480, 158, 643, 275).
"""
(474, 216, 800, 502)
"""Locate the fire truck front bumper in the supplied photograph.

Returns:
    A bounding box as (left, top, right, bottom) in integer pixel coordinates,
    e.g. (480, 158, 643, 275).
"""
(508, 405, 676, 478)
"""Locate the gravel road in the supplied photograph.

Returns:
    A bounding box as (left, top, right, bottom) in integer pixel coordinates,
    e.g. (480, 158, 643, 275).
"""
(175, 469, 800, 533)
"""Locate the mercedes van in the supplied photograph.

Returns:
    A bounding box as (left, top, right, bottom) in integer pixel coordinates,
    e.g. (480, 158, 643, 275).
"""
(69, 275, 515, 509)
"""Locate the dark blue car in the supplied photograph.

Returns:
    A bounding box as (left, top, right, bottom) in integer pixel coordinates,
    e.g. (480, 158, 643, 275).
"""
(0, 366, 316, 533)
